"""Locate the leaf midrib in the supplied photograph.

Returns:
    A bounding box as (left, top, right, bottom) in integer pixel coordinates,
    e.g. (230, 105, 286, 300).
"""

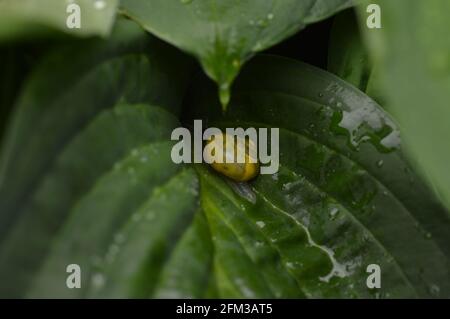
(215, 118, 440, 296)
(200, 171, 310, 298)
(216, 117, 436, 241)
(253, 165, 419, 297)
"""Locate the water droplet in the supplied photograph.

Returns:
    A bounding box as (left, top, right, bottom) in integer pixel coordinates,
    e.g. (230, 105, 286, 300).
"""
(232, 59, 240, 69)
(376, 159, 384, 168)
(140, 155, 148, 163)
(374, 291, 385, 299)
(228, 181, 256, 204)
(91, 273, 105, 288)
(380, 130, 401, 150)
(94, 0, 106, 10)
(429, 284, 440, 296)
(105, 244, 119, 263)
(219, 83, 230, 111)
(285, 262, 295, 269)
(114, 233, 125, 244)
(234, 278, 256, 298)
(256, 221, 266, 229)
(329, 207, 340, 220)
(267, 13, 274, 20)
(131, 213, 142, 222)
(257, 19, 268, 27)
(254, 241, 263, 247)
(146, 212, 156, 221)
(131, 148, 139, 157)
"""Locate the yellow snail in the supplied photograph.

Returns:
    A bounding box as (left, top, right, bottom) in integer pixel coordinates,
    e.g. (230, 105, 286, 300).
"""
(204, 133, 259, 182)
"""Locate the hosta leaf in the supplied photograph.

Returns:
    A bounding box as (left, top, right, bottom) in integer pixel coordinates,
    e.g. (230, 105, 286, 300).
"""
(27, 141, 186, 298)
(328, 9, 370, 91)
(185, 55, 450, 297)
(358, 0, 450, 210)
(0, 0, 118, 42)
(0, 20, 193, 297)
(328, 9, 384, 105)
(153, 209, 213, 299)
(0, 18, 192, 242)
(86, 168, 199, 298)
(199, 166, 307, 298)
(0, 48, 33, 138)
(120, 0, 354, 107)
(0, 103, 181, 297)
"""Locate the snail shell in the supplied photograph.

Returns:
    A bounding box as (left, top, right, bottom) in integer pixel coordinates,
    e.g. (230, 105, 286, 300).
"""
(205, 133, 259, 182)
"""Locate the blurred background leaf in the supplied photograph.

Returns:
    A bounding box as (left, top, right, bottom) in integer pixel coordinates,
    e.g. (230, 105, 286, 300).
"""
(328, 9, 384, 107)
(0, 0, 118, 43)
(0, 18, 193, 297)
(358, 0, 450, 209)
(0, 48, 36, 138)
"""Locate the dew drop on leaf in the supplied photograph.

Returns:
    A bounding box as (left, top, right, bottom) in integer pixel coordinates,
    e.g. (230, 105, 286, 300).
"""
(376, 159, 384, 168)
(329, 207, 340, 220)
(94, 0, 106, 10)
(255, 221, 266, 229)
(219, 83, 230, 111)
(91, 273, 105, 289)
(429, 284, 441, 297)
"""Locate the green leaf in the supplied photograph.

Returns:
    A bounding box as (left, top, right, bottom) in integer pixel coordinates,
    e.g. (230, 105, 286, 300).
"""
(0, 0, 118, 42)
(1, 20, 449, 298)
(0, 48, 31, 138)
(153, 209, 214, 298)
(328, 9, 370, 91)
(0, 19, 193, 297)
(120, 0, 354, 108)
(0, 18, 192, 243)
(199, 166, 306, 298)
(86, 167, 199, 298)
(27, 142, 188, 298)
(357, 0, 450, 210)
(328, 9, 384, 106)
(186, 55, 450, 298)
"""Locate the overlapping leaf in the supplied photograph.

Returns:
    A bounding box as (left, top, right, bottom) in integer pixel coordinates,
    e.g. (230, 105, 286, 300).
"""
(358, 0, 450, 210)
(0, 0, 118, 42)
(120, 0, 354, 107)
(0, 19, 193, 297)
